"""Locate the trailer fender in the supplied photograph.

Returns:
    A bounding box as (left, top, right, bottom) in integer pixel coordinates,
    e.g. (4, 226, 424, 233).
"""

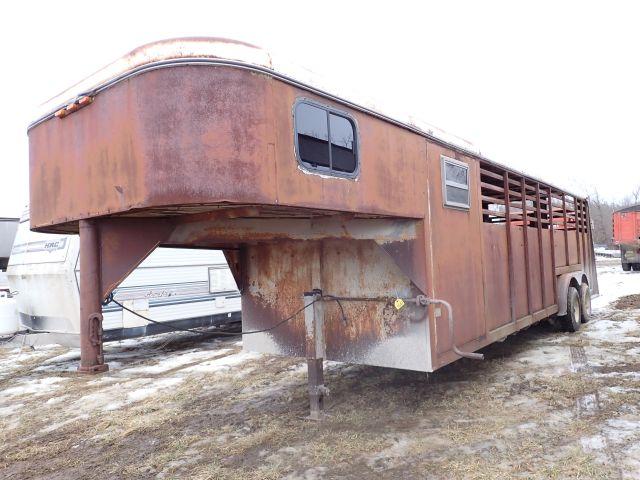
(556, 271, 586, 316)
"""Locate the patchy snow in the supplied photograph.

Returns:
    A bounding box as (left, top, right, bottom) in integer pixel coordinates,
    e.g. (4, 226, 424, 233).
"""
(183, 351, 261, 374)
(581, 434, 607, 451)
(45, 395, 68, 406)
(0, 376, 68, 398)
(366, 435, 413, 471)
(123, 349, 232, 375)
(592, 261, 640, 310)
(603, 418, 640, 444)
(42, 413, 90, 434)
(126, 377, 184, 403)
(40, 350, 81, 364)
(583, 318, 640, 343)
(594, 247, 621, 258)
(0, 403, 24, 417)
(515, 346, 571, 373)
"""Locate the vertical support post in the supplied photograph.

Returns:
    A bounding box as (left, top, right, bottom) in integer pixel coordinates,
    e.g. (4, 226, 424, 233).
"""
(562, 194, 570, 265)
(520, 177, 532, 315)
(535, 183, 546, 307)
(575, 197, 582, 265)
(548, 187, 557, 299)
(579, 199, 587, 266)
(304, 290, 326, 420)
(78, 220, 109, 374)
(504, 172, 516, 322)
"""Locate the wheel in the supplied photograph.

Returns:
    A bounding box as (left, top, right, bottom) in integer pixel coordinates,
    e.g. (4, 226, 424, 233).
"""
(561, 286, 581, 332)
(579, 283, 592, 323)
(633, 264, 640, 272)
(623, 262, 631, 271)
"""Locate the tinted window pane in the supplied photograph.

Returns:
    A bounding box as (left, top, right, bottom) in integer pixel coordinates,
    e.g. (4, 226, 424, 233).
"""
(329, 114, 356, 173)
(296, 103, 330, 168)
(446, 185, 469, 206)
(445, 162, 468, 185)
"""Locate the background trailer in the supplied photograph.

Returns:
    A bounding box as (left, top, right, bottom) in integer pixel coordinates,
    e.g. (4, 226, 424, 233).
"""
(6, 207, 241, 345)
(27, 38, 598, 417)
(613, 204, 640, 271)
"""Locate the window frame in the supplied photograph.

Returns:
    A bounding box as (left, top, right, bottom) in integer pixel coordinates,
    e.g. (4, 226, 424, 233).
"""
(293, 98, 360, 179)
(441, 155, 470, 210)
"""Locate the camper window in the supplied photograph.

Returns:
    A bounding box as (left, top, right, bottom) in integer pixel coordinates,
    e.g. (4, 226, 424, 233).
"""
(441, 156, 470, 209)
(295, 100, 357, 176)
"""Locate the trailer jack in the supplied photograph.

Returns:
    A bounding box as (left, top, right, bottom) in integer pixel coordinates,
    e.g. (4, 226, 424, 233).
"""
(303, 290, 328, 420)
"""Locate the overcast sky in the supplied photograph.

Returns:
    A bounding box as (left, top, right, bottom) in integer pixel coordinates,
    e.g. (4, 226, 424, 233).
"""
(1, 0, 638, 218)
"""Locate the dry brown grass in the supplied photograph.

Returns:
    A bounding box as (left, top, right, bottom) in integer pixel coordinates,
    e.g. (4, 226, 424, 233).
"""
(1, 318, 639, 479)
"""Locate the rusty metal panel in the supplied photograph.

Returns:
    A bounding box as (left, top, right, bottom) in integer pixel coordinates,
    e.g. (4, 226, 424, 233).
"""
(541, 230, 555, 307)
(509, 226, 529, 320)
(554, 233, 567, 267)
(269, 81, 429, 220)
(425, 145, 485, 362)
(242, 240, 431, 372)
(376, 220, 428, 295)
(168, 216, 419, 245)
(99, 218, 175, 299)
(567, 234, 579, 265)
(29, 65, 427, 233)
(526, 226, 544, 313)
(482, 225, 512, 332)
(29, 66, 277, 230)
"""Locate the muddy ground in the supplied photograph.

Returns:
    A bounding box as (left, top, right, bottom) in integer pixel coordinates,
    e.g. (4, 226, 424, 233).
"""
(2, 258, 640, 479)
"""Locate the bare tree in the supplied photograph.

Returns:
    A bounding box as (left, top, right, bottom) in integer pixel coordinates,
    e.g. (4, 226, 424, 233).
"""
(587, 188, 613, 246)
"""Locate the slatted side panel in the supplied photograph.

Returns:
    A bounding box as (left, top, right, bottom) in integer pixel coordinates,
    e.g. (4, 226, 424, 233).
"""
(479, 163, 587, 335)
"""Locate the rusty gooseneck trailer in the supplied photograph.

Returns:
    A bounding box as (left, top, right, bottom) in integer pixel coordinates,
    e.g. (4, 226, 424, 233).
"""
(28, 37, 598, 417)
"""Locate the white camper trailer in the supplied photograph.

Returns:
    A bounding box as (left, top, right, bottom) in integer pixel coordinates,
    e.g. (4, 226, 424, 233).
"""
(0, 217, 18, 272)
(6, 209, 241, 346)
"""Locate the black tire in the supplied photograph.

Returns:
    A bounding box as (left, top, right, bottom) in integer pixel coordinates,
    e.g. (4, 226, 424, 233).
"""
(579, 283, 592, 323)
(633, 264, 640, 272)
(623, 262, 631, 272)
(561, 286, 581, 332)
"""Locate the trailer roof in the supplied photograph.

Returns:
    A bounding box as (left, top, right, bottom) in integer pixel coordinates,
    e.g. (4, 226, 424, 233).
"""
(28, 37, 583, 199)
(615, 204, 640, 213)
(30, 38, 477, 151)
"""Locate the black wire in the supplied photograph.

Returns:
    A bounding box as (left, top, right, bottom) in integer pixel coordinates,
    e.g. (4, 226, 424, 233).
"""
(110, 298, 319, 337)
(0, 330, 29, 343)
(108, 293, 393, 338)
(320, 294, 348, 326)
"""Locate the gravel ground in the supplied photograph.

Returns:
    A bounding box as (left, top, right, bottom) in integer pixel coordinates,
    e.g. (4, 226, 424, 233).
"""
(1, 258, 640, 479)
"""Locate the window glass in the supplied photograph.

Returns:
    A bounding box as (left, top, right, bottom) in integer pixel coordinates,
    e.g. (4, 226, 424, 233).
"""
(295, 100, 358, 176)
(445, 162, 468, 185)
(446, 185, 469, 206)
(296, 103, 330, 168)
(441, 156, 470, 209)
(329, 114, 356, 173)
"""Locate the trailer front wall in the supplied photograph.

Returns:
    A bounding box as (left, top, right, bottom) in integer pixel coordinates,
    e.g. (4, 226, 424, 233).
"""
(242, 239, 431, 371)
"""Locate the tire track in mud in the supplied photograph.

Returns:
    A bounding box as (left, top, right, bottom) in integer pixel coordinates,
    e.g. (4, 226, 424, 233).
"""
(569, 344, 623, 478)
